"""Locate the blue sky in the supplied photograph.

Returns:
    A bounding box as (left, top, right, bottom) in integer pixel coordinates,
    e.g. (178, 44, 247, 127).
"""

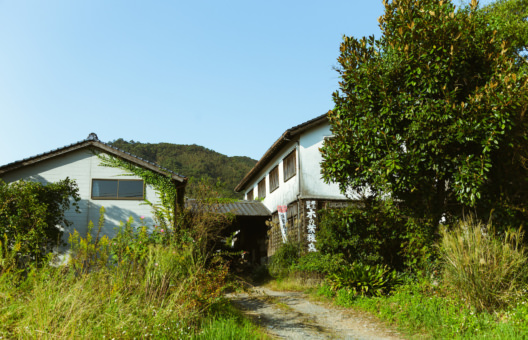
(0, 0, 490, 165)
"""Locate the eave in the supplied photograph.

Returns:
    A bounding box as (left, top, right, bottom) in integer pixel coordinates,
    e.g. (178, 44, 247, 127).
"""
(234, 113, 328, 192)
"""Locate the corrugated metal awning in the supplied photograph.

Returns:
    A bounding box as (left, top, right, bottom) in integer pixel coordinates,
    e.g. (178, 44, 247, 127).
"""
(185, 199, 270, 217)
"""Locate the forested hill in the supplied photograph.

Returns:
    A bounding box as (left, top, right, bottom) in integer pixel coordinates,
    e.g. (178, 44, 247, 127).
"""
(108, 139, 257, 199)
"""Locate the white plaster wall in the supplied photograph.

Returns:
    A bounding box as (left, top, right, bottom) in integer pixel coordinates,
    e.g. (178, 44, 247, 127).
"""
(1, 149, 162, 243)
(298, 123, 349, 199)
(244, 142, 300, 214)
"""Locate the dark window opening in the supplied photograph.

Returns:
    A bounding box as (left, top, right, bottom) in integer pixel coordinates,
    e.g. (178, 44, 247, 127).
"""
(269, 165, 279, 192)
(283, 149, 297, 182)
(258, 178, 266, 198)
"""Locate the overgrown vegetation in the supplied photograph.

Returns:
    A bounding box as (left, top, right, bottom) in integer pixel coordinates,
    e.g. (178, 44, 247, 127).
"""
(0, 178, 80, 264)
(440, 218, 528, 312)
(0, 189, 265, 339)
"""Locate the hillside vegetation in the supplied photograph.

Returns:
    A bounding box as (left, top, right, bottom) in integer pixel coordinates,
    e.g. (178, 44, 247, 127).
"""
(109, 139, 257, 199)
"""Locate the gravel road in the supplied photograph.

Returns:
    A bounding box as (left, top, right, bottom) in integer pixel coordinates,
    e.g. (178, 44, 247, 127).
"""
(228, 287, 404, 340)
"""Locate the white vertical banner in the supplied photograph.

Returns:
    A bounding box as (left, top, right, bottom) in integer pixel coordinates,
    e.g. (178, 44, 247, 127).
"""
(277, 205, 288, 243)
(306, 201, 317, 252)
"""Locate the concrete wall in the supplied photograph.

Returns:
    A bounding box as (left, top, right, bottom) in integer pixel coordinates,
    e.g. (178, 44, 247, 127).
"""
(1, 149, 161, 243)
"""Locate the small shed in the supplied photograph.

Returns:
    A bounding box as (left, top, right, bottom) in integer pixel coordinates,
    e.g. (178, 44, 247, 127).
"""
(186, 199, 270, 263)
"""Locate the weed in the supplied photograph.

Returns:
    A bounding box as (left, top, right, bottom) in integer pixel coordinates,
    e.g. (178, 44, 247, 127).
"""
(440, 217, 528, 312)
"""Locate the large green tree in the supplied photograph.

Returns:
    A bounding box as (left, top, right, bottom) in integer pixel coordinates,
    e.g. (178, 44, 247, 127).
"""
(321, 0, 528, 226)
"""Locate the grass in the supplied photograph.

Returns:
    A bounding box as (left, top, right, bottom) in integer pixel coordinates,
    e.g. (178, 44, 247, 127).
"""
(440, 218, 528, 312)
(0, 208, 269, 339)
(340, 280, 528, 339)
(308, 270, 528, 339)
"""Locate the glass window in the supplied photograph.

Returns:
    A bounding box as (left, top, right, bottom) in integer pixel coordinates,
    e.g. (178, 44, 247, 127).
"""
(92, 179, 144, 199)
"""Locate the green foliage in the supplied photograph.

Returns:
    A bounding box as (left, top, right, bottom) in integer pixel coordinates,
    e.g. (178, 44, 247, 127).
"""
(0, 178, 80, 262)
(0, 204, 249, 338)
(0, 234, 21, 275)
(440, 217, 528, 312)
(326, 262, 401, 297)
(321, 0, 528, 228)
(292, 252, 347, 275)
(69, 207, 110, 274)
(108, 139, 257, 199)
(345, 279, 528, 339)
(268, 241, 301, 277)
(317, 200, 405, 268)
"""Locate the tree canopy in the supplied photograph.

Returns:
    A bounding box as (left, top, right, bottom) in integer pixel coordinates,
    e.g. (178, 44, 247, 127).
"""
(321, 0, 528, 226)
(109, 139, 257, 199)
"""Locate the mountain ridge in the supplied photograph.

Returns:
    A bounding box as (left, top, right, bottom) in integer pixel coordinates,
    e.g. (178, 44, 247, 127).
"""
(108, 139, 257, 199)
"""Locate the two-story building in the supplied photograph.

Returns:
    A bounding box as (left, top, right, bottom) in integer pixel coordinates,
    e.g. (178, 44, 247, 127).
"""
(235, 114, 355, 256)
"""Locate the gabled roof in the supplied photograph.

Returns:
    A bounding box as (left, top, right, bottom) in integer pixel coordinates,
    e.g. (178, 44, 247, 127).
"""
(234, 113, 328, 192)
(185, 199, 270, 217)
(0, 133, 187, 185)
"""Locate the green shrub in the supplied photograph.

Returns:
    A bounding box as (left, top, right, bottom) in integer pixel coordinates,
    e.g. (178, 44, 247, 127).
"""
(268, 241, 301, 277)
(326, 262, 401, 297)
(317, 199, 405, 269)
(440, 217, 528, 312)
(0, 178, 80, 263)
(292, 252, 346, 275)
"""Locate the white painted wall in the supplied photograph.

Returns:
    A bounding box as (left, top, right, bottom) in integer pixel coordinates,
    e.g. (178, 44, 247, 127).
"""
(243, 121, 352, 214)
(298, 123, 349, 199)
(1, 149, 162, 244)
(244, 142, 300, 214)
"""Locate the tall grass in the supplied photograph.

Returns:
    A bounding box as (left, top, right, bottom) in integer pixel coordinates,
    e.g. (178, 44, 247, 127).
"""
(440, 217, 528, 312)
(0, 205, 266, 339)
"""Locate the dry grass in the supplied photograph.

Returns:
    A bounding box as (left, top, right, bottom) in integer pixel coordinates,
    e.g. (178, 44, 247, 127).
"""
(440, 217, 528, 312)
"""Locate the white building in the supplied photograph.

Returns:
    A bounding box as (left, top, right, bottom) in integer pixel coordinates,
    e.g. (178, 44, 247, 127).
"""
(235, 114, 353, 255)
(0, 133, 187, 243)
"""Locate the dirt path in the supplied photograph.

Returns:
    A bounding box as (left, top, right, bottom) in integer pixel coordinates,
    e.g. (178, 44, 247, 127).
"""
(228, 287, 404, 340)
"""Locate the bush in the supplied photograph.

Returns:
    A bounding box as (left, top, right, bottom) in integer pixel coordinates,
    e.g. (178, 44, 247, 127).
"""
(293, 252, 346, 275)
(440, 217, 528, 312)
(0, 178, 80, 262)
(317, 199, 405, 268)
(326, 262, 401, 297)
(268, 241, 301, 277)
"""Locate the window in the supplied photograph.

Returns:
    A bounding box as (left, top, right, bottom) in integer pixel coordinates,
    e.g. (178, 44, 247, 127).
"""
(269, 165, 279, 192)
(258, 178, 266, 198)
(92, 179, 144, 200)
(246, 189, 254, 201)
(283, 149, 297, 182)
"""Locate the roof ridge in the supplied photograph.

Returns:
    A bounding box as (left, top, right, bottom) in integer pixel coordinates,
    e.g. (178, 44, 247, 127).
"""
(0, 134, 187, 182)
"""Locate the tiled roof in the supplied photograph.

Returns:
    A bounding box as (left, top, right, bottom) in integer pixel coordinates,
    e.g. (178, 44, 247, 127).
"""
(0, 133, 187, 184)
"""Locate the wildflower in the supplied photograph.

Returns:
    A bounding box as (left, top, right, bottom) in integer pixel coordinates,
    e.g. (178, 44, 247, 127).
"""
(155, 263, 158, 266)
(140, 215, 145, 219)
(160, 229, 164, 233)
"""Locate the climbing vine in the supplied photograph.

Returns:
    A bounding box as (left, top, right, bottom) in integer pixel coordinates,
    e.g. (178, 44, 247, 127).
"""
(97, 153, 180, 229)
